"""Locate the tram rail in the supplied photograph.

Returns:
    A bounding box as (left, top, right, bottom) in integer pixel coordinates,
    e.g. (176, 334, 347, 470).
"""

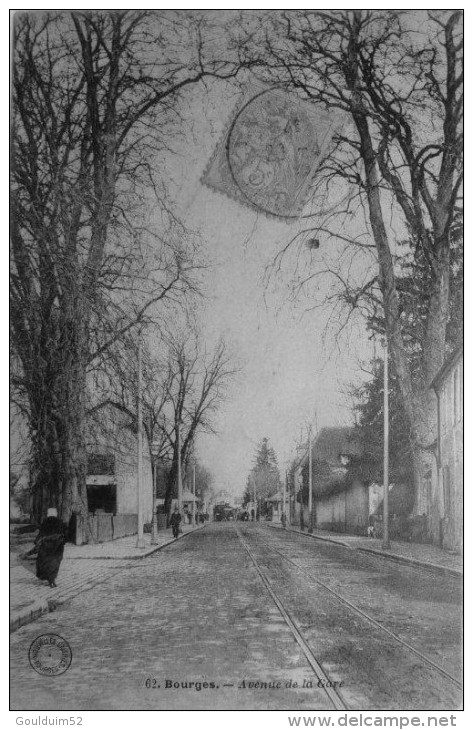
(246, 525, 462, 692)
(235, 525, 350, 711)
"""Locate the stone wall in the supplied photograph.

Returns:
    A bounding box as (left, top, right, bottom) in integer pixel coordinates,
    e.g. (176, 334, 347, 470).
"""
(316, 481, 369, 535)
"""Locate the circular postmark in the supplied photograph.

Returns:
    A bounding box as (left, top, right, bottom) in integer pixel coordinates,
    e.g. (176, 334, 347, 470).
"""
(28, 634, 72, 676)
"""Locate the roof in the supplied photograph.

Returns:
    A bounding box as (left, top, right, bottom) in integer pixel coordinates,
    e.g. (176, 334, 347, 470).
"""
(431, 344, 463, 391)
(295, 427, 366, 498)
(299, 427, 362, 468)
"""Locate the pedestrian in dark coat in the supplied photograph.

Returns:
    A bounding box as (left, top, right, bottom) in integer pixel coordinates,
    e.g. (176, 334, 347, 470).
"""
(170, 507, 181, 539)
(34, 508, 67, 588)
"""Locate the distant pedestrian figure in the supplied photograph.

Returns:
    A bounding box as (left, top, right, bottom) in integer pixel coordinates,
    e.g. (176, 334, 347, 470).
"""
(300, 509, 304, 532)
(251, 508, 255, 522)
(281, 512, 287, 529)
(170, 507, 181, 539)
(34, 508, 67, 588)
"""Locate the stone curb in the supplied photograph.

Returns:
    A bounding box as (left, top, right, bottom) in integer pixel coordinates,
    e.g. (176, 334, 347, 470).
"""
(10, 524, 207, 633)
(265, 523, 462, 579)
(355, 545, 462, 578)
(9, 569, 123, 634)
(10, 599, 50, 633)
(116, 522, 207, 560)
(66, 523, 206, 560)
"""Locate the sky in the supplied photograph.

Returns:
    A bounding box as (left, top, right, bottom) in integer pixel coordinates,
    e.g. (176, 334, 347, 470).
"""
(164, 82, 373, 502)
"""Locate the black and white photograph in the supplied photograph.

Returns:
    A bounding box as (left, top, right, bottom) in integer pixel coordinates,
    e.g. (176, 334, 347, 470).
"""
(9, 6, 463, 717)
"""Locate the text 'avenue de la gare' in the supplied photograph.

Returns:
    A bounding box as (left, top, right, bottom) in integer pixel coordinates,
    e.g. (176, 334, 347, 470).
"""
(145, 678, 344, 691)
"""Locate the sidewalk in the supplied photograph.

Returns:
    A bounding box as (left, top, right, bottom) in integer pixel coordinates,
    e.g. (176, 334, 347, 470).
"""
(267, 522, 462, 578)
(10, 523, 206, 633)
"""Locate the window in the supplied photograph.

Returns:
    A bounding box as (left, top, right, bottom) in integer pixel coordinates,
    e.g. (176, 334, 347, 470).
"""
(440, 386, 447, 434)
(442, 465, 451, 517)
(87, 453, 116, 475)
(453, 366, 462, 423)
(448, 376, 454, 428)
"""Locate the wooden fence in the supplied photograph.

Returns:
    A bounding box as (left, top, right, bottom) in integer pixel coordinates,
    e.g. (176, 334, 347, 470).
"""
(75, 513, 139, 544)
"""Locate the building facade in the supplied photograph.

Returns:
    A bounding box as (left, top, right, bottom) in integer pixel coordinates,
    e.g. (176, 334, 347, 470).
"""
(84, 410, 154, 543)
(86, 447, 153, 523)
(431, 346, 463, 552)
(295, 427, 370, 534)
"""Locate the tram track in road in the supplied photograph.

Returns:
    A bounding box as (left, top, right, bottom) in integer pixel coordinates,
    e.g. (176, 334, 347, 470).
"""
(234, 525, 350, 711)
(247, 525, 462, 693)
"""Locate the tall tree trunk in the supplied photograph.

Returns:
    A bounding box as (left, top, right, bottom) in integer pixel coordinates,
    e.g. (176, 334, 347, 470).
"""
(58, 365, 88, 523)
(28, 308, 90, 526)
(58, 302, 90, 524)
(346, 23, 441, 530)
(423, 246, 451, 384)
(29, 407, 61, 524)
(164, 461, 177, 527)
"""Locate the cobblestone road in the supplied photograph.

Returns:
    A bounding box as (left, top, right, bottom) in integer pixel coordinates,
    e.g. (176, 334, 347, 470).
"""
(10, 523, 462, 711)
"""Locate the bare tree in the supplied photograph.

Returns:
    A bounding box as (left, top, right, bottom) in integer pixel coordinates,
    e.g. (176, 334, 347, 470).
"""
(87, 325, 178, 499)
(87, 323, 237, 521)
(184, 461, 215, 510)
(158, 330, 237, 518)
(236, 10, 462, 512)
(10, 10, 239, 522)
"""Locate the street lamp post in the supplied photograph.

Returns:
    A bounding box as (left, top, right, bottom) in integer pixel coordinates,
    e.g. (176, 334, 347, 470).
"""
(282, 469, 287, 528)
(136, 333, 145, 549)
(151, 452, 159, 545)
(308, 424, 313, 533)
(192, 460, 196, 528)
(382, 339, 390, 549)
(176, 419, 183, 514)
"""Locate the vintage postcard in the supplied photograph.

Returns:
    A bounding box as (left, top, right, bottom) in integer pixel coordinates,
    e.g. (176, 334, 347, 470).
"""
(9, 7, 463, 722)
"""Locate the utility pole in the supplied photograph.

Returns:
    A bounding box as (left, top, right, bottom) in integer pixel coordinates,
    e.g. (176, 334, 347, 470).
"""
(151, 452, 159, 545)
(192, 460, 196, 527)
(283, 469, 287, 528)
(253, 473, 257, 522)
(382, 339, 390, 549)
(136, 333, 145, 548)
(308, 424, 313, 533)
(177, 419, 183, 514)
